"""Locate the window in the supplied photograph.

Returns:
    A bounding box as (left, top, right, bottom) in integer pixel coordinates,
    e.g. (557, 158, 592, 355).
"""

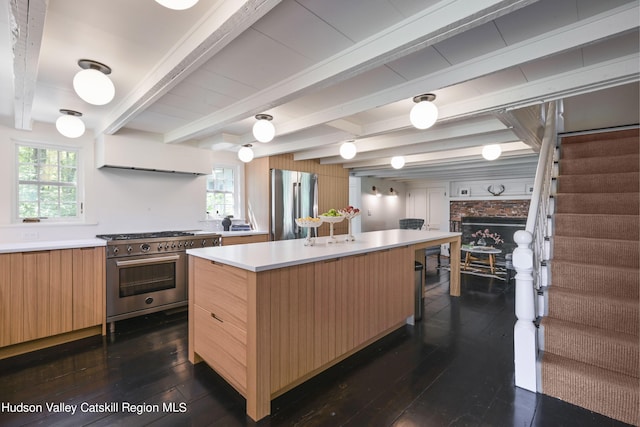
(206, 166, 236, 217)
(16, 143, 80, 220)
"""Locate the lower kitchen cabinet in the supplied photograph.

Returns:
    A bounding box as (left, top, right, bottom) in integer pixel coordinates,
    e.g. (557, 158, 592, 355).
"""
(0, 247, 105, 357)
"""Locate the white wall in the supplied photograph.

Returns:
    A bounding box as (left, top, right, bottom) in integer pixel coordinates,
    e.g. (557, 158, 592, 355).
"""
(359, 177, 406, 231)
(0, 123, 241, 244)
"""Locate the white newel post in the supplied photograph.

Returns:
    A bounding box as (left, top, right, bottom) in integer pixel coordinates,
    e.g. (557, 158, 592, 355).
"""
(512, 230, 538, 392)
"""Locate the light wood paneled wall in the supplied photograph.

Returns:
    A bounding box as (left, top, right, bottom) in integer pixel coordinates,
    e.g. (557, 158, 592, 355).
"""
(244, 154, 350, 237)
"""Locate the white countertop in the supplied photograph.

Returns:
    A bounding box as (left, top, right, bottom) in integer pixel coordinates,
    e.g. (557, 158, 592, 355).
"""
(0, 238, 107, 254)
(187, 229, 459, 272)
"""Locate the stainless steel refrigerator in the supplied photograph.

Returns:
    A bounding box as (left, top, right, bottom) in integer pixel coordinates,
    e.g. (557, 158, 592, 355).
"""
(270, 169, 318, 241)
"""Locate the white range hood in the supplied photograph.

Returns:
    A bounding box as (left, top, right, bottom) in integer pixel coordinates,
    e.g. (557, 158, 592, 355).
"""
(96, 133, 212, 175)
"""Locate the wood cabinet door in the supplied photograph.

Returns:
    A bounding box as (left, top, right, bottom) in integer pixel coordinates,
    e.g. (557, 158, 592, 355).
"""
(22, 251, 53, 341)
(18, 250, 73, 341)
(49, 250, 74, 336)
(72, 247, 105, 330)
(0, 253, 24, 347)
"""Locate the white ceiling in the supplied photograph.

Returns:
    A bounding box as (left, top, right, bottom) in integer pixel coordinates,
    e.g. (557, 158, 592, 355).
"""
(3, 0, 639, 183)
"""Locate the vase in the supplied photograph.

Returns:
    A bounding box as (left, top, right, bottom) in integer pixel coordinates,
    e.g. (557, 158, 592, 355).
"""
(477, 237, 486, 246)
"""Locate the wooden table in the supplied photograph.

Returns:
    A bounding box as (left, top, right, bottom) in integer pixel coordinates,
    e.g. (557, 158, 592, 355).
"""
(187, 229, 461, 421)
(461, 246, 501, 274)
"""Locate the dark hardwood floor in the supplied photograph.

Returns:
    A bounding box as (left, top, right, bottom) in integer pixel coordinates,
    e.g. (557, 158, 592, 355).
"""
(0, 258, 631, 427)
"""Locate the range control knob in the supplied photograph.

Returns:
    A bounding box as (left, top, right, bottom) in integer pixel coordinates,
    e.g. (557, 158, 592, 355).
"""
(113, 247, 119, 254)
(127, 245, 133, 253)
(157, 243, 163, 251)
(141, 243, 150, 252)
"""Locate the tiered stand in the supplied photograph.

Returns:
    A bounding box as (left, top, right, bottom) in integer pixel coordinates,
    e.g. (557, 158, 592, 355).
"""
(339, 210, 361, 241)
(318, 215, 344, 244)
(294, 218, 322, 246)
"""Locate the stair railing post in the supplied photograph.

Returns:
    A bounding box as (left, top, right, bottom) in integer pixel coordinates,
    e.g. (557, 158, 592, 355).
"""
(513, 229, 537, 392)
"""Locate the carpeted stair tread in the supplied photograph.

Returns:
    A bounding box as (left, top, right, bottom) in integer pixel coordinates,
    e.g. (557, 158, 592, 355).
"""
(560, 128, 638, 144)
(553, 235, 639, 269)
(550, 261, 639, 299)
(546, 287, 639, 336)
(553, 213, 639, 241)
(541, 352, 639, 425)
(554, 192, 639, 215)
(561, 133, 639, 159)
(540, 317, 639, 377)
(556, 172, 639, 193)
(542, 129, 640, 425)
(559, 153, 639, 175)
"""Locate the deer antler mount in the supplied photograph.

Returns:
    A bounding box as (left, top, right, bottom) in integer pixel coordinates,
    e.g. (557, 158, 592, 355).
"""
(487, 184, 505, 196)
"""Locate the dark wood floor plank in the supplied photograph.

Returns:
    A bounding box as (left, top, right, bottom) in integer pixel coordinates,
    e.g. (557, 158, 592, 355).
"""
(0, 262, 631, 427)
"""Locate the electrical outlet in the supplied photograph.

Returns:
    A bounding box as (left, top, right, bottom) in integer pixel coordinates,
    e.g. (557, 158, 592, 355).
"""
(22, 231, 39, 240)
(367, 209, 372, 216)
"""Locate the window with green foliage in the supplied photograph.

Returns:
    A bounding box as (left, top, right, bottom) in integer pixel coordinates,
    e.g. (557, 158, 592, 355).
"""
(16, 144, 79, 220)
(206, 167, 235, 217)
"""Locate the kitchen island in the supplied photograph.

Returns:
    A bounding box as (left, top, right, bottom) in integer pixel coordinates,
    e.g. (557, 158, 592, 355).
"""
(187, 229, 461, 421)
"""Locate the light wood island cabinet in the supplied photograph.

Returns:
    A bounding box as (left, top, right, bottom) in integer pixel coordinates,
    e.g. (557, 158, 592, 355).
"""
(188, 229, 461, 421)
(220, 233, 269, 246)
(0, 246, 105, 359)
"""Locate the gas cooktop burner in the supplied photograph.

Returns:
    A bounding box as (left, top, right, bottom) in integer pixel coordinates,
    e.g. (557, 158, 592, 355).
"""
(97, 231, 195, 241)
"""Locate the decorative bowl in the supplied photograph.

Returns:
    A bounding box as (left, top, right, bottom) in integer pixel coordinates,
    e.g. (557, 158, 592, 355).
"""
(339, 210, 360, 220)
(295, 218, 322, 228)
(319, 215, 345, 224)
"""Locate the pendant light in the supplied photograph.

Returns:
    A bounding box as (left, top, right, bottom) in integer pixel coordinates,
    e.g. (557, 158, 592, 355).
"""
(238, 144, 254, 163)
(154, 0, 199, 10)
(409, 93, 438, 130)
(339, 140, 357, 160)
(482, 144, 502, 160)
(391, 156, 405, 169)
(73, 60, 115, 106)
(56, 109, 85, 138)
(252, 114, 275, 143)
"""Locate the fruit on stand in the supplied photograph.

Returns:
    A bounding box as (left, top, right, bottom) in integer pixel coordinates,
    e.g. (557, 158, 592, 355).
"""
(338, 206, 360, 241)
(296, 216, 321, 223)
(338, 205, 360, 216)
(320, 208, 342, 217)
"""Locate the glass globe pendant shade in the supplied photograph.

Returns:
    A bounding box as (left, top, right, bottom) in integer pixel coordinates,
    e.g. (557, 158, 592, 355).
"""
(252, 114, 275, 143)
(73, 68, 115, 106)
(154, 0, 199, 10)
(56, 110, 85, 138)
(391, 156, 405, 169)
(482, 144, 502, 160)
(238, 145, 254, 163)
(410, 100, 438, 130)
(339, 141, 357, 160)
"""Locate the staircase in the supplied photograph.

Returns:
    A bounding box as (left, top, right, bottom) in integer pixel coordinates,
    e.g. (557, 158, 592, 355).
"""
(539, 128, 639, 425)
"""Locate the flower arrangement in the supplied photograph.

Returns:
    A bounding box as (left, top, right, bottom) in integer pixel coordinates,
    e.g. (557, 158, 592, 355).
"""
(471, 228, 504, 246)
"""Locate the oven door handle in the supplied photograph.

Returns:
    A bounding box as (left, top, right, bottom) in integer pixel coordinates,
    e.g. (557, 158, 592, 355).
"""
(115, 254, 180, 267)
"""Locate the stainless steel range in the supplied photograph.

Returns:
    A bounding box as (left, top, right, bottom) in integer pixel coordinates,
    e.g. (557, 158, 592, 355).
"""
(96, 231, 220, 332)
